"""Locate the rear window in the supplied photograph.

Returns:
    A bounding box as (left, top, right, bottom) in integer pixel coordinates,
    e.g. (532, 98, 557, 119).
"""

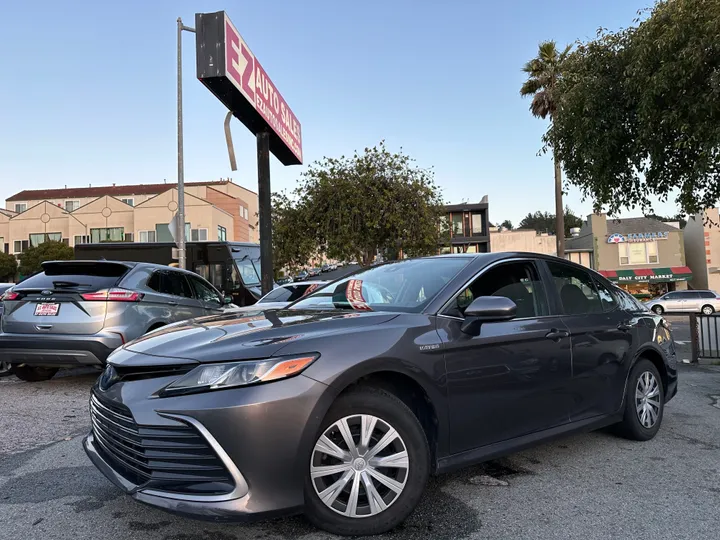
(698, 291, 716, 299)
(17, 262, 129, 291)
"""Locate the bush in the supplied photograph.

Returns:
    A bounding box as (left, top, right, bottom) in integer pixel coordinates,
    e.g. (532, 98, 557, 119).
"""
(0, 251, 17, 281)
(18, 240, 74, 276)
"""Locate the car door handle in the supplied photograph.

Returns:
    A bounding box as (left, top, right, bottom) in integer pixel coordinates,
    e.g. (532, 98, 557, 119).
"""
(617, 322, 633, 332)
(545, 329, 570, 340)
(167, 301, 178, 306)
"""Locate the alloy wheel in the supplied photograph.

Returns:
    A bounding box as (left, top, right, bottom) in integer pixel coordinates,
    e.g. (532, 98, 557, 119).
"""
(652, 306, 663, 315)
(635, 371, 661, 428)
(702, 305, 714, 315)
(310, 414, 409, 518)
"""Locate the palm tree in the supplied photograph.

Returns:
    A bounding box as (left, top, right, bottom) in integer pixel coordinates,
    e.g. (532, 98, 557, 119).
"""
(521, 41, 572, 257)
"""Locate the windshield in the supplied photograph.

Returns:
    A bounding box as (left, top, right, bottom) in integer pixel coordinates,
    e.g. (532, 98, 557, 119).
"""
(232, 257, 261, 287)
(290, 258, 471, 313)
(259, 283, 323, 303)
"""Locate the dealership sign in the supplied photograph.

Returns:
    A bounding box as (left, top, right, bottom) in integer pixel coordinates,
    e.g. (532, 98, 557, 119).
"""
(195, 11, 302, 165)
(607, 231, 669, 244)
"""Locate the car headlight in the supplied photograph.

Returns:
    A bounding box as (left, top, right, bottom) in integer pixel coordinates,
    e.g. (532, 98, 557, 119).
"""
(159, 354, 319, 397)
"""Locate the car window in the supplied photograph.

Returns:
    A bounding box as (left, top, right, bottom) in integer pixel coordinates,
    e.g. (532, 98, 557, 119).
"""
(16, 262, 128, 291)
(592, 277, 618, 312)
(678, 291, 699, 299)
(662, 292, 679, 300)
(699, 291, 717, 299)
(260, 283, 322, 303)
(188, 275, 221, 304)
(147, 271, 192, 298)
(446, 261, 549, 319)
(291, 257, 471, 313)
(546, 261, 603, 315)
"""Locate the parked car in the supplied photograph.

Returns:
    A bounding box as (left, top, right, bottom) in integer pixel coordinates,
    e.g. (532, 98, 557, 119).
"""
(645, 289, 720, 315)
(321, 264, 331, 273)
(0, 260, 232, 382)
(85, 253, 677, 536)
(0, 283, 14, 377)
(277, 276, 293, 285)
(309, 267, 322, 277)
(295, 269, 309, 281)
(228, 280, 328, 312)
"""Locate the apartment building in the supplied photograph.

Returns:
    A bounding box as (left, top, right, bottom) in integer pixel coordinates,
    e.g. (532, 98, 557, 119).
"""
(0, 179, 259, 255)
(440, 199, 491, 254)
(684, 207, 720, 292)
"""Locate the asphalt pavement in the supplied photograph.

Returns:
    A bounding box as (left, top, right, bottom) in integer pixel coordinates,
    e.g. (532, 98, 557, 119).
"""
(1, 321, 719, 539)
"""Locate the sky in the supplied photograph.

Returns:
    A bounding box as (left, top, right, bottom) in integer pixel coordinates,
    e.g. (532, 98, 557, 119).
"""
(0, 0, 678, 227)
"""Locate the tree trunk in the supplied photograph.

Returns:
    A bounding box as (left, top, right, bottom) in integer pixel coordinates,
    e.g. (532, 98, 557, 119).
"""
(554, 152, 565, 258)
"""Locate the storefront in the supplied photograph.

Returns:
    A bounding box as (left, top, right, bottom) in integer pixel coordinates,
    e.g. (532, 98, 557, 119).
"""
(598, 267, 692, 299)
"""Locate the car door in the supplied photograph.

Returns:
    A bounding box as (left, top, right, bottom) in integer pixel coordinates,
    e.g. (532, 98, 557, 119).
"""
(437, 259, 573, 454)
(187, 274, 225, 316)
(145, 270, 201, 323)
(682, 291, 703, 312)
(543, 260, 634, 420)
(660, 292, 682, 311)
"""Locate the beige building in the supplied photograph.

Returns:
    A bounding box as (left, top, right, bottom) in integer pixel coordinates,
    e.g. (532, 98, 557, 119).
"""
(683, 207, 720, 292)
(1, 179, 259, 255)
(565, 214, 690, 298)
(490, 228, 557, 256)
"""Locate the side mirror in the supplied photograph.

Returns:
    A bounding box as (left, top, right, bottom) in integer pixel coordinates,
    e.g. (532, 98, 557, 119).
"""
(223, 295, 233, 305)
(460, 296, 517, 335)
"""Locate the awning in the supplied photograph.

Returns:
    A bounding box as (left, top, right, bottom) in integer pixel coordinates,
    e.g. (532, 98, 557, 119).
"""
(599, 267, 692, 283)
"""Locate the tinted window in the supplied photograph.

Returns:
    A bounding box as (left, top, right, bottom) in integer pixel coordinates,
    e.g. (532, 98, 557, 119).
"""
(147, 271, 192, 298)
(616, 289, 648, 313)
(663, 292, 680, 300)
(189, 276, 221, 304)
(291, 258, 471, 313)
(547, 261, 603, 315)
(16, 262, 128, 291)
(679, 291, 699, 299)
(448, 261, 549, 318)
(699, 291, 717, 299)
(261, 283, 323, 303)
(592, 277, 618, 312)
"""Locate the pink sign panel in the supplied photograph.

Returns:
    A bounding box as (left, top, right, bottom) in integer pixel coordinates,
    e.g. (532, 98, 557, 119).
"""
(224, 16, 302, 164)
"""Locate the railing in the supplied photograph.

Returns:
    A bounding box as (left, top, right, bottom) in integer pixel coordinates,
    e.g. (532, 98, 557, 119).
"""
(690, 313, 720, 362)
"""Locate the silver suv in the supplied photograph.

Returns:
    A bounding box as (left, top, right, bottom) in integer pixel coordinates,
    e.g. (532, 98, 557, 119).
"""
(645, 289, 720, 315)
(0, 260, 230, 381)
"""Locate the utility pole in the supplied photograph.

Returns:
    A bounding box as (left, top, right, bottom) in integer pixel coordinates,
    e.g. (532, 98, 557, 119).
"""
(177, 17, 195, 269)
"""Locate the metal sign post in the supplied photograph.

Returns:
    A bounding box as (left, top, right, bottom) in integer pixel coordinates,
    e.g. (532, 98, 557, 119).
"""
(176, 17, 195, 269)
(257, 131, 273, 295)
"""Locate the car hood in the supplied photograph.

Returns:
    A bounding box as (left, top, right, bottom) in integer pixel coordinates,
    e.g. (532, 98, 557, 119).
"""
(227, 302, 289, 313)
(115, 309, 398, 365)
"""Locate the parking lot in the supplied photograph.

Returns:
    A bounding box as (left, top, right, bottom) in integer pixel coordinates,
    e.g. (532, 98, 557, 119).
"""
(1, 320, 719, 540)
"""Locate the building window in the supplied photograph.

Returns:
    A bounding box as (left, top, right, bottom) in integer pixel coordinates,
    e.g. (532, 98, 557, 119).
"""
(90, 227, 124, 243)
(619, 241, 658, 265)
(138, 230, 157, 243)
(14, 240, 29, 253)
(451, 214, 463, 237)
(471, 212, 484, 236)
(217, 225, 227, 242)
(124, 232, 134, 242)
(120, 198, 134, 206)
(191, 228, 208, 241)
(29, 232, 62, 247)
(74, 235, 89, 245)
(65, 200, 80, 212)
(14, 203, 27, 213)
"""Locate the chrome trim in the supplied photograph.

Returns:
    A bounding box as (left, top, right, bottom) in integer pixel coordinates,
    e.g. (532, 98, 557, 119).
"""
(140, 412, 249, 503)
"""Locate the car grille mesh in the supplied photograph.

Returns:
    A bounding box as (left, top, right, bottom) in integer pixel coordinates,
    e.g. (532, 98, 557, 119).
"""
(90, 391, 234, 495)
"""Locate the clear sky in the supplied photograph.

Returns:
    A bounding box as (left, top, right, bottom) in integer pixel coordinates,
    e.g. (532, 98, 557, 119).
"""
(0, 0, 676, 226)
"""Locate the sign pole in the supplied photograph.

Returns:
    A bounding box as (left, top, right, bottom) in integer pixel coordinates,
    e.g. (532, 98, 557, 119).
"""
(257, 130, 273, 295)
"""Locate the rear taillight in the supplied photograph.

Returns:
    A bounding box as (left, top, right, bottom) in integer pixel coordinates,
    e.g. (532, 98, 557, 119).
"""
(1, 290, 19, 301)
(81, 288, 143, 302)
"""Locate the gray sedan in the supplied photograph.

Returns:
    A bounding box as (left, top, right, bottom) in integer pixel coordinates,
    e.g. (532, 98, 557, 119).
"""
(645, 290, 720, 315)
(0, 260, 231, 381)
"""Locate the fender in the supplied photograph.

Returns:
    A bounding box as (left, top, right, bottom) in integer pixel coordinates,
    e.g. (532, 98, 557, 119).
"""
(617, 342, 671, 412)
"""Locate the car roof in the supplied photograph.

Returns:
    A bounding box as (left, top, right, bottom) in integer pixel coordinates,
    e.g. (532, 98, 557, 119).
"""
(50, 260, 205, 277)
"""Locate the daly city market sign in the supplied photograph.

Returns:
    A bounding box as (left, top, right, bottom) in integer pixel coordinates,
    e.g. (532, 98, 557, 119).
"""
(607, 232, 670, 244)
(195, 11, 302, 165)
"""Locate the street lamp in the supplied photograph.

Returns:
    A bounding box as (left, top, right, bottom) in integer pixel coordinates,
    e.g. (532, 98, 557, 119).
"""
(176, 17, 195, 269)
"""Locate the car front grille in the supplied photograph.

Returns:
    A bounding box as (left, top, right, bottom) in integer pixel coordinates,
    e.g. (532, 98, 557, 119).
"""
(90, 391, 235, 496)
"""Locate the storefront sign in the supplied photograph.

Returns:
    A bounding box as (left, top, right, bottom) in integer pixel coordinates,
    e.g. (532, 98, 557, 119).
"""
(607, 232, 669, 244)
(195, 11, 302, 165)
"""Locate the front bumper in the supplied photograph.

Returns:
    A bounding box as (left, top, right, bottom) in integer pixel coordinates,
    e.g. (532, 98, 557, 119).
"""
(0, 332, 122, 367)
(84, 370, 330, 521)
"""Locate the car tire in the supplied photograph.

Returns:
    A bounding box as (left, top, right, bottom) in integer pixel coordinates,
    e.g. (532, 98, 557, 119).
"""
(11, 364, 59, 382)
(0, 361, 13, 378)
(304, 386, 430, 536)
(652, 305, 664, 315)
(701, 304, 715, 316)
(616, 359, 664, 441)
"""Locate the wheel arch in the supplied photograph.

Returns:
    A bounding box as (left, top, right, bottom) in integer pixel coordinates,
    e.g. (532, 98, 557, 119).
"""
(628, 344, 669, 397)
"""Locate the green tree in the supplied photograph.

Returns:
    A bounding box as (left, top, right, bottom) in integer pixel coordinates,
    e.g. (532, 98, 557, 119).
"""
(274, 142, 448, 267)
(0, 252, 17, 281)
(500, 219, 513, 230)
(521, 41, 572, 257)
(518, 207, 583, 236)
(18, 240, 74, 276)
(551, 0, 720, 216)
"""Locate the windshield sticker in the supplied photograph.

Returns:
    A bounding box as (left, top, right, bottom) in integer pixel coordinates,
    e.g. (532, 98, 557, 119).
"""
(302, 283, 320, 297)
(346, 279, 371, 311)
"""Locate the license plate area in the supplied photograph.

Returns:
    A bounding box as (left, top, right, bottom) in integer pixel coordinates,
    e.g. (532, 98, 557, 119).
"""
(34, 303, 60, 316)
